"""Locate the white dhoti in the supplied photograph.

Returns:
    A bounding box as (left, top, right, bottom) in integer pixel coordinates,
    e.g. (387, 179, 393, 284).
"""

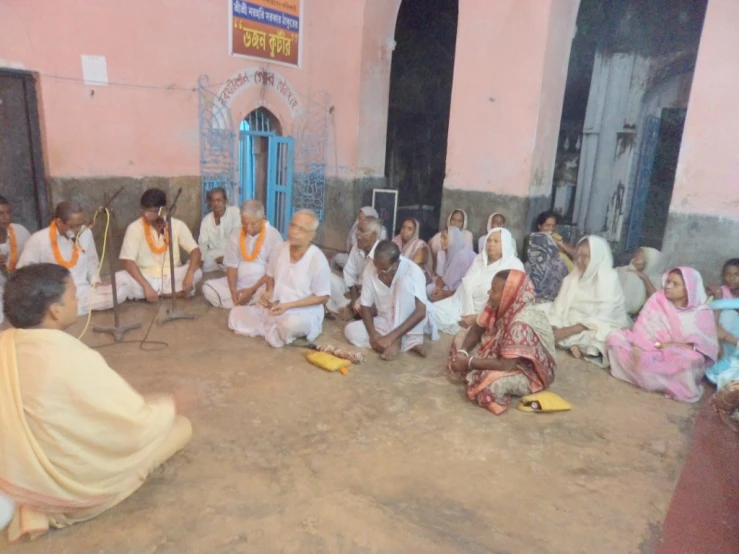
(115, 266, 203, 300)
(228, 304, 322, 348)
(201, 255, 225, 274)
(202, 277, 265, 309)
(76, 282, 121, 316)
(345, 275, 426, 352)
(327, 273, 351, 313)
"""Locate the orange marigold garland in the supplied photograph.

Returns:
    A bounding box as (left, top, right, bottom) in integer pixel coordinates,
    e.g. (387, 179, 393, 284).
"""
(240, 223, 266, 261)
(142, 217, 169, 255)
(49, 220, 80, 269)
(6, 225, 18, 271)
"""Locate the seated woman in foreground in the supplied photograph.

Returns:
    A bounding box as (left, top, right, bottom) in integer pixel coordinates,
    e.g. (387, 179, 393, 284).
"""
(392, 217, 434, 284)
(540, 235, 630, 367)
(0, 264, 193, 542)
(478, 212, 517, 255)
(428, 227, 476, 301)
(525, 231, 569, 302)
(447, 270, 556, 415)
(431, 228, 524, 335)
(606, 267, 718, 403)
(705, 258, 739, 387)
(616, 247, 664, 315)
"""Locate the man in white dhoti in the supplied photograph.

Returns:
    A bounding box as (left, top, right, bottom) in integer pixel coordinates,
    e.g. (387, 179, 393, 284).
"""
(228, 209, 331, 348)
(0, 196, 31, 326)
(198, 187, 241, 273)
(117, 189, 202, 303)
(345, 240, 433, 361)
(202, 200, 282, 309)
(327, 216, 381, 320)
(16, 201, 116, 316)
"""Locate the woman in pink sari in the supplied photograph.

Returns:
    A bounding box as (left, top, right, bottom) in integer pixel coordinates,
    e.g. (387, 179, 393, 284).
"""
(392, 218, 433, 284)
(606, 267, 718, 403)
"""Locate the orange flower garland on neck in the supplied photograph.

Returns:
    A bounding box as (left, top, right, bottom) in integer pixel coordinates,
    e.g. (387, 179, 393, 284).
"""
(49, 220, 80, 269)
(5, 225, 18, 271)
(142, 217, 169, 254)
(240, 223, 266, 261)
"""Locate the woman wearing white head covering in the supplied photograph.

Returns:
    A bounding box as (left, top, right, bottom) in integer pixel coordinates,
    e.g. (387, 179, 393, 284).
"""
(428, 227, 477, 300)
(429, 209, 475, 275)
(333, 206, 388, 270)
(431, 228, 524, 335)
(540, 235, 631, 367)
(478, 213, 517, 255)
(616, 247, 665, 315)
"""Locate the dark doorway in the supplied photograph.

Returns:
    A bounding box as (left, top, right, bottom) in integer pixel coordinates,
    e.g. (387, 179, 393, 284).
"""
(385, 0, 458, 239)
(640, 108, 686, 248)
(0, 69, 48, 231)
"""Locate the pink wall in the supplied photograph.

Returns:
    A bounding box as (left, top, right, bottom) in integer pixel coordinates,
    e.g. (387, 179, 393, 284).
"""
(444, 0, 578, 198)
(0, 0, 366, 179)
(671, 0, 739, 218)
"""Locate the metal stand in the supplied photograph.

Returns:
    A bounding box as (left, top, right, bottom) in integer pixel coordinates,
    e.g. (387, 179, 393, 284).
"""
(93, 189, 142, 342)
(158, 188, 197, 325)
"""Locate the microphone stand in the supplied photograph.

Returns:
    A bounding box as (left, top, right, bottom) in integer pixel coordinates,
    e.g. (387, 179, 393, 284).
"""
(93, 189, 143, 342)
(159, 188, 197, 325)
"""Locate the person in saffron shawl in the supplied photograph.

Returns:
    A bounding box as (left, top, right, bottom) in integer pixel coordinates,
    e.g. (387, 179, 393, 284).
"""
(428, 227, 476, 301)
(606, 267, 718, 403)
(392, 218, 433, 284)
(447, 269, 557, 415)
(525, 232, 569, 302)
(705, 259, 739, 387)
(540, 235, 631, 367)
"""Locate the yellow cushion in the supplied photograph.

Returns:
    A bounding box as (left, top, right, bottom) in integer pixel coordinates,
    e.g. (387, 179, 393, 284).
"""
(517, 391, 571, 413)
(305, 351, 349, 373)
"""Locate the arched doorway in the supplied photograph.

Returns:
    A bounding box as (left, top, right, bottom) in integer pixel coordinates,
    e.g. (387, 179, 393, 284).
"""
(385, 0, 458, 239)
(239, 107, 294, 237)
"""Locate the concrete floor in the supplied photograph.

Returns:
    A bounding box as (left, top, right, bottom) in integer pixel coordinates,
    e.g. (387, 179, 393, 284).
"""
(2, 295, 699, 554)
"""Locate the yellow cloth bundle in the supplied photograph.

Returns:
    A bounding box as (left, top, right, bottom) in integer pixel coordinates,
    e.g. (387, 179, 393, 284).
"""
(305, 351, 349, 374)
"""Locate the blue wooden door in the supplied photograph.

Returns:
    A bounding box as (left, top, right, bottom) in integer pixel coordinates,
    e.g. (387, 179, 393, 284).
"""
(626, 115, 661, 251)
(267, 136, 295, 238)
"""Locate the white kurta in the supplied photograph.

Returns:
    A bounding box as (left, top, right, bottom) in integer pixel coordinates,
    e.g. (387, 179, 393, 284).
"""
(345, 256, 435, 351)
(0, 223, 32, 325)
(198, 206, 241, 273)
(203, 222, 283, 309)
(327, 242, 377, 313)
(117, 218, 202, 298)
(431, 228, 524, 335)
(16, 226, 114, 316)
(540, 235, 631, 366)
(228, 242, 331, 347)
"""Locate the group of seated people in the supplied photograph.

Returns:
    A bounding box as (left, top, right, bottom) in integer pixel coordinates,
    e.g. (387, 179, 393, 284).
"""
(1, 193, 738, 541)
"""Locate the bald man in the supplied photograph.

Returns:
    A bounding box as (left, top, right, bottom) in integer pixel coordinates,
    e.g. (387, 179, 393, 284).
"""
(228, 209, 331, 348)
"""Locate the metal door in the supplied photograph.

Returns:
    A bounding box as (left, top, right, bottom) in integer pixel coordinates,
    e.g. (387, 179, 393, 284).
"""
(266, 136, 294, 238)
(625, 115, 661, 252)
(0, 70, 48, 230)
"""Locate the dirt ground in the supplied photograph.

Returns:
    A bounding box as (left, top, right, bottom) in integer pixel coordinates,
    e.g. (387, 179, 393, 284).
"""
(1, 293, 698, 554)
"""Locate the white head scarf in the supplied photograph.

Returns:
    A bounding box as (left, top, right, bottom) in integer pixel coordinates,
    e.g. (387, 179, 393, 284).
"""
(617, 246, 666, 314)
(447, 209, 468, 231)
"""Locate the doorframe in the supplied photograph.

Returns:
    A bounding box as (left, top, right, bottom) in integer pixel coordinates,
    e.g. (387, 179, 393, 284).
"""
(0, 68, 49, 228)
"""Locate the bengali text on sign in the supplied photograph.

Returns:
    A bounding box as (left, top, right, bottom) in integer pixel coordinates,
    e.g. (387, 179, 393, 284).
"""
(231, 0, 301, 66)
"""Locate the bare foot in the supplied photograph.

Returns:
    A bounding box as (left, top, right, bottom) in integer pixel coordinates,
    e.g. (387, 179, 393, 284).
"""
(380, 340, 401, 361)
(338, 307, 354, 322)
(410, 343, 428, 358)
(324, 308, 336, 321)
(570, 346, 583, 359)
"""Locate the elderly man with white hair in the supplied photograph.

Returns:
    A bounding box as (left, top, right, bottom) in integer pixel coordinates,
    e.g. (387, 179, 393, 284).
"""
(202, 200, 282, 309)
(228, 209, 331, 348)
(327, 215, 382, 320)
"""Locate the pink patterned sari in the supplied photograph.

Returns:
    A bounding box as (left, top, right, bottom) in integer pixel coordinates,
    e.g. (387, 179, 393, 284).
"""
(393, 218, 433, 284)
(606, 267, 718, 403)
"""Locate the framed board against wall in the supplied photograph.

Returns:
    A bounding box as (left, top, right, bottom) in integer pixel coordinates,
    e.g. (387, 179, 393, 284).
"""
(372, 188, 398, 238)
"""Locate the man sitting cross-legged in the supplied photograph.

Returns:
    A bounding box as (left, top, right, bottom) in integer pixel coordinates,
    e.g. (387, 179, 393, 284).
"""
(202, 200, 283, 309)
(17, 201, 117, 316)
(327, 216, 381, 320)
(198, 187, 241, 273)
(228, 209, 331, 348)
(345, 240, 434, 360)
(117, 188, 202, 303)
(0, 264, 193, 543)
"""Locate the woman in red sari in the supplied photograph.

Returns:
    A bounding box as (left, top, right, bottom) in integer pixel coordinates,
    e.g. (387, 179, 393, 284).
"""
(448, 269, 557, 414)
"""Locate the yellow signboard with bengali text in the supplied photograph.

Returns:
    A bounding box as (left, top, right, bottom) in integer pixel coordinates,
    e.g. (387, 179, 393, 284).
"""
(230, 0, 301, 67)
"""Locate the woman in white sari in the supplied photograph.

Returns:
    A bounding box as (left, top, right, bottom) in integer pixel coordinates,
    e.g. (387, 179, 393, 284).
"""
(429, 209, 475, 275)
(541, 235, 631, 367)
(616, 247, 664, 315)
(431, 228, 524, 335)
(478, 212, 517, 255)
